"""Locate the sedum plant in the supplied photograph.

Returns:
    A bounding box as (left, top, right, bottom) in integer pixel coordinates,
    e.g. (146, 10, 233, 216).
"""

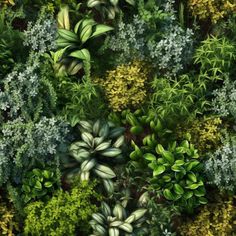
(87, 0, 135, 19)
(144, 140, 207, 211)
(177, 117, 223, 154)
(23, 181, 99, 236)
(188, 0, 236, 24)
(64, 119, 125, 194)
(179, 197, 236, 236)
(90, 201, 147, 236)
(53, 5, 113, 76)
(21, 168, 59, 203)
(97, 60, 150, 112)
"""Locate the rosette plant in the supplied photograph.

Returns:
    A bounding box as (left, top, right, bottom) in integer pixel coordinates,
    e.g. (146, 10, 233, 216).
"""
(63, 119, 125, 194)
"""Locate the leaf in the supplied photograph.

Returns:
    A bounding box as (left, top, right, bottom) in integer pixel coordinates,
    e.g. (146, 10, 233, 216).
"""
(94, 164, 116, 179)
(162, 151, 175, 164)
(69, 49, 91, 61)
(144, 153, 156, 161)
(156, 144, 165, 154)
(153, 165, 166, 176)
(174, 184, 184, 195)
(90, 24, 113, 39)
(44, 182, 53, 188)
(163, 189, 175, 201)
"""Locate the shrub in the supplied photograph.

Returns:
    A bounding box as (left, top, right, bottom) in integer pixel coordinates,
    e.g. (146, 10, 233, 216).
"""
(0, 196, 19, 236)
(179, 197, 236, 235)
(23, 181, 99, 236)
(188, 0, 236, 23)
(97, 60, 150, 112)
(205, 135, 236, 192)
(177, 117, 223, 154)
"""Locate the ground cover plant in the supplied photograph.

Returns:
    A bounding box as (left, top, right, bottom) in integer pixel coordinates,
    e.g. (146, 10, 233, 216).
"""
(1, 0, 236, 235)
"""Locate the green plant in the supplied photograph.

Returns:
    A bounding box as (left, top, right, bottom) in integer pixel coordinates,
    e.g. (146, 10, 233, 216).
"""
(194, 36, 236, 80)
(177, 117, 223, 154)
(21, 168, 59, 203)
(205, 134, 236, 192)
(179, 197, 236, 236)
(149, 75, 209, 124)
(90, 200, 147, 236)
(24, 181, 99, 236)
(63, 119, 125, 194)
(53, 5, 113, 77)
(97, 60, 150, 112)
(188, 0, 236, 23)
(144, 140, 207, 212)
(0, 196, 19, 236)
(87, 0, 135, 19)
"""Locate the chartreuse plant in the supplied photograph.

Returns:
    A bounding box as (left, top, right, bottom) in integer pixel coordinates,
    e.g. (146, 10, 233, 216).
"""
(97, 60, 150, 112)
(0, 196, 19, 236)
(24, 181, 99, 236)
(144, 140, 207, 212)
(177, 117, 223, 154)
(87, 0, 135, 19)
(90, 201, 147, 236)
(64, 119, 125, 194)
(179, 197, 236, 236)
(21, 168, 58, 203)
(189, 0, 236, 23)
(53, 5, 113, 76)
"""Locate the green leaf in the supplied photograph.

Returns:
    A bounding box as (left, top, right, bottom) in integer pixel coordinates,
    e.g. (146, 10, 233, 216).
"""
(69, 49, 90, 61)
(35, 181, 42, 190)
(153, 165, 166, 176)
(44, 182, 53, 188)
(144, 153, 156, 161)
(187, 172, 197, 183)
(156, 144, 165, 154)
(174, 184, 184, 195)
(163, 189, 175, 201)
(162, 151, 175, 164)
(90, 24, 113, 38)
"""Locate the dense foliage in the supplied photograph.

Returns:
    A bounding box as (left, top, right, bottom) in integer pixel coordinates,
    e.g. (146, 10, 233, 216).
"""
(1, 0, 236, 235)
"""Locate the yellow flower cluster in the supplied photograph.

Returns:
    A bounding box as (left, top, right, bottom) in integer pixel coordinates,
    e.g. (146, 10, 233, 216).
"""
(0, 198, 18, 236)
(179, 198, 236, 236)
(178, 117, 222, 154)
(188, 0, 236, 23)
(98, 61, 149, 112)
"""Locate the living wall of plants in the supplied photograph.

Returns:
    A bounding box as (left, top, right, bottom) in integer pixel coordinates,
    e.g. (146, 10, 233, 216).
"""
(1, 0, 236, 235)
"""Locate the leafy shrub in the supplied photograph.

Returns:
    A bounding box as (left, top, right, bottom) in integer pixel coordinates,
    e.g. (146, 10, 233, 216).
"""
(177, 117, 223, 154)
(21, 168, 59, 203)
(104, 3, 193, 77)
(188, 0, 236, 23)
(23, 8, 56, 54)
(0, 196, 19, 236)
(212, 77, 236, 120)
(149, 75, 209, 123)
(0, 7, 24, 78)
(194, 36, 236, 80)
(205, 135, 236, 192)
(23, 181, 99, 236)
(144, 140, 207, 212)
(179, 197, 236, 235)
(0, 117, 68, 185)
(97, 60, 150, 112)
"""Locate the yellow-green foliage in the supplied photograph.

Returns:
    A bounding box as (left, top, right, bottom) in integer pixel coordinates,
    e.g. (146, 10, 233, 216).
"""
(0, 197, 18, 236)
(179, 198, 236, 236)
(98, 61, 149, 112)
(178, 117, 222, 154)
(188, 0, 236, 23)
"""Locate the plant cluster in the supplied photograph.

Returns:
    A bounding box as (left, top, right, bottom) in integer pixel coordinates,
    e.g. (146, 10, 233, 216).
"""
(2, 0, 236, 235)
(97, 60, 150, 112)
(188, 0, 236, 23)
(179, 197, 236, 235)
